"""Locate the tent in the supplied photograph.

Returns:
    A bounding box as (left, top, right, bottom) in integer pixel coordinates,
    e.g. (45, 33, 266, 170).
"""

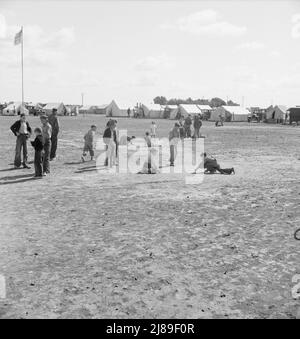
(178, 104, 202, 118)
(265, 105, 287, 123)
(112, 102, 133, 117)
(287, 107, 300, 124)
(141, 104, 164, 119)
(104, 100, 121, 117)
(43, 102, 66, 116)
(79, 105, 104, 115)
(210, 106, 250, 122)
(166, 105, 179, 119)
(2, 102, 29, 116)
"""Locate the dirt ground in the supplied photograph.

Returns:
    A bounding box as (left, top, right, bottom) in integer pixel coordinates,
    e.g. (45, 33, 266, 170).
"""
(0, 115, 299, 319)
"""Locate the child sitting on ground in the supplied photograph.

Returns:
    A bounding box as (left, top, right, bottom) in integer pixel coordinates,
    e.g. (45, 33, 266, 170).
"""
(82, 125, 97, 162)
(31, 127, 44, 178)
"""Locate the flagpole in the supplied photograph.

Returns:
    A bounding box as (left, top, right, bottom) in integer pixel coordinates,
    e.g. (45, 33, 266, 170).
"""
(21, 26, 24, 111)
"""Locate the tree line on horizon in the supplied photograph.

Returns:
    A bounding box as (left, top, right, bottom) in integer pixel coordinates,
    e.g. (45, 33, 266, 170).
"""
(153, 96, 239, 108)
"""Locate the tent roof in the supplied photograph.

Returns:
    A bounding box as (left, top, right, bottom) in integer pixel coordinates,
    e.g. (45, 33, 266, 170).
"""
(44, 102, 64, 110)
(197, 105, 212, 111)
(5, 102, 22, 109)
(97, 103, 110, 109)
(180, 104, 202, 114)
(79, 105, 94, 110)
(222, 106, 250, 115)
(166, 105, 178, 109)
(275, 105, 287, 113)
(143, 104, 163, 111)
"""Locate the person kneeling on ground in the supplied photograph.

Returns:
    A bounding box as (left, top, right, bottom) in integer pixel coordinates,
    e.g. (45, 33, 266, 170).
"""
(82, 125, 97, 162)
(193, 153, 235, 175)
(31, 128, 44, 178)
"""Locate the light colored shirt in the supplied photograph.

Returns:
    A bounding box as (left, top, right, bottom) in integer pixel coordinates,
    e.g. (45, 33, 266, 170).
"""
(19, 121, 28, 135)
(42, 123, 52, 140)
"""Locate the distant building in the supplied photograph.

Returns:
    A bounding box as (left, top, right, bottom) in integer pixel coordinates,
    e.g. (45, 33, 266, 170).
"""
(141, 104, 164, 119)
(43, 102, 66, 116)
(265, 105, 287, 124)
(2, 102, 29, 116)
(178, 104, 202, 118)
(287, 107, 300, 124)
(210, 106, 250, 122)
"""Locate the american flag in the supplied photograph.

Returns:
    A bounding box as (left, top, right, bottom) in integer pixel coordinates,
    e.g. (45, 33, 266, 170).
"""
(14, 28, 23, 45)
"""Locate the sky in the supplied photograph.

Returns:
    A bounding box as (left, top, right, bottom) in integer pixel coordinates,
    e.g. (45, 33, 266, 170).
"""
(0, 0, 300, 107)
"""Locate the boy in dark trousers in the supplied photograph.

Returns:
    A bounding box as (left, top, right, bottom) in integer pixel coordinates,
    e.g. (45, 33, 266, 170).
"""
(31, 128, 44, 178)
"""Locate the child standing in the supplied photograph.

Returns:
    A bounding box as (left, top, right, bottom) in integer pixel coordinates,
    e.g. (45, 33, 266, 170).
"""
(82, 125, 97, 162)
(31, 128, 44, 178)
(150, 121, 157, 138)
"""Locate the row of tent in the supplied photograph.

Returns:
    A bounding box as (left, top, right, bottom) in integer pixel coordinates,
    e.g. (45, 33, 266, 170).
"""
(1, 100, 300, 123)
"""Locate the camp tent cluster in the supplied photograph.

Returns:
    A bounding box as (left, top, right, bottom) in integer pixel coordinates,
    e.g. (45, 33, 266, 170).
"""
(211, 106, 250, 122)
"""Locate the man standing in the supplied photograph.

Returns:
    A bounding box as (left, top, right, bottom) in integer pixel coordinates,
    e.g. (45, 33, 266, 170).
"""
(184, 115, 192, 138)
(193, 114, 202, 138)
(10, 113, 32, 169)
(40, 115, 52, 175)
(169, 122, 180, 167)
(48, 108, 60, 161)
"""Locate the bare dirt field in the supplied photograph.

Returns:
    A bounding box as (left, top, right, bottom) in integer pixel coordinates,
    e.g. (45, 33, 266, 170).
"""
(0, 115, 299, 319)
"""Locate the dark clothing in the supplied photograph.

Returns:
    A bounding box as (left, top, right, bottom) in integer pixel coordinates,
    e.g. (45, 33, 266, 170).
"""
(103, 127, 112, 166)
(34, 151, 43, 177)
(170, 145, 176, 166)
(50, 135, 58, 160)
(103, 127, 112, 139)
(193, 116, 202, 138)
(31, 135, 44, 152)
(10, 120, 32, 136)
(14, 134, 28, 167)
(184, 116, 192, 137)
(204, 157, 234, 175)
(179, 123, 185, 139)
(48, 115, 60, 135)
(43, 139, 51, 174)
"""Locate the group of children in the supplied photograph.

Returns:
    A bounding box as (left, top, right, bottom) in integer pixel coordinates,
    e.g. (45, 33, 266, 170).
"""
(81, 120, 158, 166)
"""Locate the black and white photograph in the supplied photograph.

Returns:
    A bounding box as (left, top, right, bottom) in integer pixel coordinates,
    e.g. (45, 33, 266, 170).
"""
(0, 0, 300, 322)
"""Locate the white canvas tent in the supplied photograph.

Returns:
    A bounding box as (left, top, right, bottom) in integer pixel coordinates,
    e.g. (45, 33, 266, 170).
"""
(178, 104, 202, 118)
(43, 102, 66, 116)
(265, 105, 287, 123)
(211, 106, 250, 122)
(167, 105, 180, 119)
(2, 102, 29, 116)
(105, 100, 121, 117)
(141, 104, 164, 119)
(113, 102, 133, 117)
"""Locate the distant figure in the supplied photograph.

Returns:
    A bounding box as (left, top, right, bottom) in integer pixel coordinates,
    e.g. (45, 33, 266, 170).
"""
(103, 120, 117, 167)
(169, 123, 180, 167)
(48, 108, 60, 161)
(40, 115, 52, 176)
(144, 131, 152, 148)
(127, 108, 131, 118)
(31, 128, 44, 178)
(10, 113, 32, 169)
(82, 125, 97, 162)
(150, 121, 157, 138)
(184, 115, 192, 138)
(193, 114, 202, 138)
(216, 114, 224, 127)
(179, 117, 185, 139)
(193, 153, 235, 175)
